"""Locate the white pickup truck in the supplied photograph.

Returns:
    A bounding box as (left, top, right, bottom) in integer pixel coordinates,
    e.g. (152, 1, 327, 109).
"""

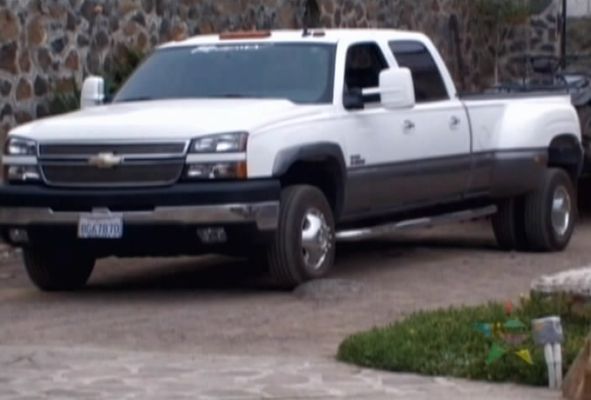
(0, 29, 583, 291)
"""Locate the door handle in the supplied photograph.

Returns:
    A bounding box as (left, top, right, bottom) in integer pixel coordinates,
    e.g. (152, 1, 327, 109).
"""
(450, 116, 461, 129)
(403, 120, 415, 132)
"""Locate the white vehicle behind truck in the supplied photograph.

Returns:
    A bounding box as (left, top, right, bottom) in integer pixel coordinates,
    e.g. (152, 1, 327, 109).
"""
(0, 29, 583, 291)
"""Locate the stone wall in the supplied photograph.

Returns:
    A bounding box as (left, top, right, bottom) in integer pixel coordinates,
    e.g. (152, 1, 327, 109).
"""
(0, 0, 563, 140)
(566, 14, 591, 72)
(313, 0, 560, 92)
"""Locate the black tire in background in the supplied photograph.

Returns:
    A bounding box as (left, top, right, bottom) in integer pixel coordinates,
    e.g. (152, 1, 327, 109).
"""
(578, 106, 591, 148)
(266, 185, 335, 289)
(523, 168, 576, 252)
(578, 106, 591, 171)
(23, 245, 95, 291)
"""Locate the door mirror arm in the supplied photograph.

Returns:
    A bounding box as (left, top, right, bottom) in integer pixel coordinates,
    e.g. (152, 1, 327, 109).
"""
(343, 88, 365, 111)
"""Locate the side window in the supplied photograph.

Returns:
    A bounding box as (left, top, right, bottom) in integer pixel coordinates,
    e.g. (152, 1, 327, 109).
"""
(344, 43, 388, 103)
(389, 41, 449, 103)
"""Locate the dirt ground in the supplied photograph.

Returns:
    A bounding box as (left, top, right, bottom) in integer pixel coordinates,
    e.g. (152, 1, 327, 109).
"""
(1, 212, 591, 360)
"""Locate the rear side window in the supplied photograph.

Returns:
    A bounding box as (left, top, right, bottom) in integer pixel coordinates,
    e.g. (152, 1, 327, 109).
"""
(389, 41, 448, 103)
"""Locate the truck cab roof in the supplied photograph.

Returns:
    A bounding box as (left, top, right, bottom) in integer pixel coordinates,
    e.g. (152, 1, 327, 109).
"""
(161, 29, 431, 48)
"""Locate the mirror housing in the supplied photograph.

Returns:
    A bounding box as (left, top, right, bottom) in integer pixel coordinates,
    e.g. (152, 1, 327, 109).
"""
(378, 68, 415, 109)
(80, 76, 105, 109)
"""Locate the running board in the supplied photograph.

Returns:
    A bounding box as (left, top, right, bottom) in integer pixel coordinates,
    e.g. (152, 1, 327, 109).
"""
(336, 205, 497, 242)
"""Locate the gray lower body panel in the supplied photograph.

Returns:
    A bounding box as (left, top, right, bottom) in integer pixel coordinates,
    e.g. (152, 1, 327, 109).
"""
(342, 148, 548, 219)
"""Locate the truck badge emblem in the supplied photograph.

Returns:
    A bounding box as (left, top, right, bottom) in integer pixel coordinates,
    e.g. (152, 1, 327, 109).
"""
(350, 154, 366, 167)
(88, 152, 123, 169)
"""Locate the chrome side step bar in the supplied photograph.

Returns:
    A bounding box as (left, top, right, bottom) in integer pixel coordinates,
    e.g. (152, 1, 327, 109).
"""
(336, 205, 497, 242)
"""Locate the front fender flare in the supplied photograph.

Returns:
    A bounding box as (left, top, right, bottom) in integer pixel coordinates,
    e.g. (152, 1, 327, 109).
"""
(272, 143, 347, 216)
(272, 142, 347, 178)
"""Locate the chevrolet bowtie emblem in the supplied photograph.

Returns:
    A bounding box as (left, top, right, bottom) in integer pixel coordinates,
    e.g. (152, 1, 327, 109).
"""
(88, 152, 124, 169)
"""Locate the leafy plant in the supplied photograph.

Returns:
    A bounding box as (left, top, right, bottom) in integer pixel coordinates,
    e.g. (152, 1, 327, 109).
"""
(338, 295, 589, 387)
(104, 47, 146, 100)
(471, 0, 538, 85)
(46, 46, 146, 116)
(48, 78, 80, 116)
(475, 0, 532, 24)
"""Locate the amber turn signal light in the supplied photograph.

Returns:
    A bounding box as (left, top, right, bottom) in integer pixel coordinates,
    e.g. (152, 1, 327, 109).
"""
(219, 30, 271, 40)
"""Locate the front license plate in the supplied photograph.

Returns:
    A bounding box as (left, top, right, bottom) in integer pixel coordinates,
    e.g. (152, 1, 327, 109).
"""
(78, 215, 123, 239)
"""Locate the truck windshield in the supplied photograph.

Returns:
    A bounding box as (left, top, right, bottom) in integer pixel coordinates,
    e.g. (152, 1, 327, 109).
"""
(114, 43, 336, 104)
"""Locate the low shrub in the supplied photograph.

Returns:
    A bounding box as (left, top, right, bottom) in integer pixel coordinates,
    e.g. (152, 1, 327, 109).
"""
(338, 295, 590, 386)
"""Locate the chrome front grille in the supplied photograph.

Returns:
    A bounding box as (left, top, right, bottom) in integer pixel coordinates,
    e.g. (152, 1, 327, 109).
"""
(41, 161, 184, 187)
(38, 141, 188, 188)
(39, 142, 188, 158)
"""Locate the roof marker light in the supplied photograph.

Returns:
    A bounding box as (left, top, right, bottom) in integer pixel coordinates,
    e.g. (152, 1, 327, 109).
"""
(219, 31, 272, 40)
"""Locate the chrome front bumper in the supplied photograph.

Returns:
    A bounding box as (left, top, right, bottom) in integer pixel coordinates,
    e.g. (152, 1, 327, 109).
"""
(0, 202, 280, 231)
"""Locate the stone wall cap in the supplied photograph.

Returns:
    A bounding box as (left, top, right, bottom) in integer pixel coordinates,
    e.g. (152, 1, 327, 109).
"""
(531, 267, 591, 298)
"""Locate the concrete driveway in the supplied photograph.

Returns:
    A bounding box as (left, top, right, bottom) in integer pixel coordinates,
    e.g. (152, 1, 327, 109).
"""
(2, 216, 587, 399)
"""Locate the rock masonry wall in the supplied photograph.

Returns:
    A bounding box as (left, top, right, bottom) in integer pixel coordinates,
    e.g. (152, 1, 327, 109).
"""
(566, 14, 591, 73)
(0, 0, 563, 139)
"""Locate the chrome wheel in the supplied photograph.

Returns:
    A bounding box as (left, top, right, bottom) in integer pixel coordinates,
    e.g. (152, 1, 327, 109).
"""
(551, 185, 572, 237)
(301, 208, 332, 271)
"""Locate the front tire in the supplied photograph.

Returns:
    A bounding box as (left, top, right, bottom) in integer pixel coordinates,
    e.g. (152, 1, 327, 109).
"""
(266, 185, 335, 289)
(23, 245, 95, 291)
(523, 168, 576, 252)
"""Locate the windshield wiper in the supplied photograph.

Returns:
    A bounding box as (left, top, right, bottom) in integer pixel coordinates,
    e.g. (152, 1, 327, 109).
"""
(117, 96, 154, 103)
(210, 94, 262, 99)
(118, 94, 270, 102)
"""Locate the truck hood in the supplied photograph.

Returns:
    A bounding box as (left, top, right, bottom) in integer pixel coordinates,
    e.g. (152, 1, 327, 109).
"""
(10, 99, 325, 142)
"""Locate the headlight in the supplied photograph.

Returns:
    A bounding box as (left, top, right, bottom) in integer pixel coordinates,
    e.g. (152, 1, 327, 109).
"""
(190, 132, 248, 153)
(5, 137, 37, 156)
(185, 162, 247, 180)
(185, 132, 248, 180)
(4, 165, 41, 182)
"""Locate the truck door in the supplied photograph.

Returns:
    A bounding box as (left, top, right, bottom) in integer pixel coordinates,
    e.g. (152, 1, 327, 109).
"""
(341, 41, 405, 215)
(342, 40, 471, 216)
(387, 40, 472, 202)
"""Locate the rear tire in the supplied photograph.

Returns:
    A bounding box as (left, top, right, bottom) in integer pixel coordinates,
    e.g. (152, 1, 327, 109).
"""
(266, 185, 335, 289)
(492, 197, 527, 250)
(23, 245, 95, 291)
(523, 168, 576, 252)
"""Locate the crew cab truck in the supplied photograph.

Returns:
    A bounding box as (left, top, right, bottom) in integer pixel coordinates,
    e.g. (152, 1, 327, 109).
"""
(0, 29, 583, 291)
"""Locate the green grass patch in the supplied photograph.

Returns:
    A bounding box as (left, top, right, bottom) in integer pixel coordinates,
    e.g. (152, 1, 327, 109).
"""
(338, 296, 590, 386)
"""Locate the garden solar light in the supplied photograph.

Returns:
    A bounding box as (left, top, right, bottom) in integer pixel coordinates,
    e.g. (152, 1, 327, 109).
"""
(532, 316, 565, 389)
